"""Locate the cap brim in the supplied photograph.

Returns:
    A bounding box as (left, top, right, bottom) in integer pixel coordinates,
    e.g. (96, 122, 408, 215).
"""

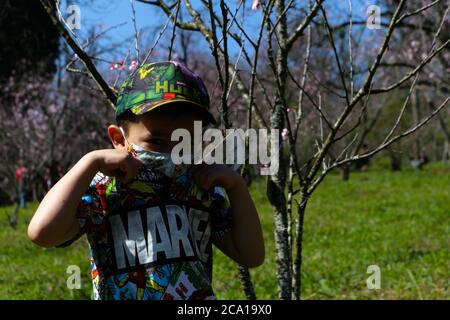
(130, 99, 216, 125)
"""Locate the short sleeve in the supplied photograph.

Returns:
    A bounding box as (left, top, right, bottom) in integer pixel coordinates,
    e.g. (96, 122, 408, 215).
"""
(210, 187, 233, 241)
(56, 173, 105, 247)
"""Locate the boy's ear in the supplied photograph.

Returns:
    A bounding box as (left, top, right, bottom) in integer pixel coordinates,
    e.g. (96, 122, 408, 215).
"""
(107, 125, 126, 149)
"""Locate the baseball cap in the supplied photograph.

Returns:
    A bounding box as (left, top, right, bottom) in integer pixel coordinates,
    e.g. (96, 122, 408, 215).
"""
(115, 61, 216, 124)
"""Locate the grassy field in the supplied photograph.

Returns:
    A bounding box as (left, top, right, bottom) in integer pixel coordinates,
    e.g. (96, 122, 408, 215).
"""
(0, 162, 448, 299)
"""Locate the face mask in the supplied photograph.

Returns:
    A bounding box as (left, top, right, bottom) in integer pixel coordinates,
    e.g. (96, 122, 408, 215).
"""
(120, 127, 190, 178)
(133, 144, 190, 178)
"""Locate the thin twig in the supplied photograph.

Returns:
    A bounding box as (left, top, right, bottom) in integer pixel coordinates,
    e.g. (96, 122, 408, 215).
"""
(130, 0, 141, 62)
(168, 0, 181, 60)
(139, 4, 178, 68)
(40, 0, 117, 108)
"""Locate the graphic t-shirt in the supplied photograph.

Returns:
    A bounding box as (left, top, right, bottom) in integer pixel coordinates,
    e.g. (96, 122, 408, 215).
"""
(61, 167, 232, 300)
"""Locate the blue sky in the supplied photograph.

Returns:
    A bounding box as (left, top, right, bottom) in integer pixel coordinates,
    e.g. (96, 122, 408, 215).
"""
(60, 0, 385, 72)
(63, 0, 261, 61)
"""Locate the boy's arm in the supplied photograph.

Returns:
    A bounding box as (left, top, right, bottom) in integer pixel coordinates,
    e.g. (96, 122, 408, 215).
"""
(193, 165, 265, 268)
(28, 149, 141, 247)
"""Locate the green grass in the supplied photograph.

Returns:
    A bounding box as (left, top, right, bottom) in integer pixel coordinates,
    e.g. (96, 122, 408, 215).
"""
(1, 163, 448, 299)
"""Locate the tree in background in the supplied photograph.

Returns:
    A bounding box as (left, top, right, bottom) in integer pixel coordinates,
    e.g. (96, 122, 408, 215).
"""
(0, 0, 61, 223)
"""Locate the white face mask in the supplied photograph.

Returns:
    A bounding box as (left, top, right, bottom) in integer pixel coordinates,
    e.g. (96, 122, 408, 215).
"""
(120, 127, 190, 178)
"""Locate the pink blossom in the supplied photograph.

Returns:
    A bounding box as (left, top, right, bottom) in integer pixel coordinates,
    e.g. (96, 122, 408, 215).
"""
(110, 63, 122, 71)
(252, 0, 264, 11)
(411, 40, 420, 51)
(406, 48, 414, 61)
(282, 128, 289, 140)
(129, 60, 139, 71)
(48, 103, 57, 112)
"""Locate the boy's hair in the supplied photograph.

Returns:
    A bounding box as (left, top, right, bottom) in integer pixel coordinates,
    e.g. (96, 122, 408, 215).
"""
(116, 110, 139, 134)
(117, 102, 211, 134)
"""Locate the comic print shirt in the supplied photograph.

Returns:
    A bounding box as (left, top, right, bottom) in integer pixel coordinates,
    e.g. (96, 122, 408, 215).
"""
(62, 166, 232, 300)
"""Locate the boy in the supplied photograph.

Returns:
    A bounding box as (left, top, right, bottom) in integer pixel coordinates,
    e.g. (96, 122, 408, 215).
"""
(28, 61, 264, 300)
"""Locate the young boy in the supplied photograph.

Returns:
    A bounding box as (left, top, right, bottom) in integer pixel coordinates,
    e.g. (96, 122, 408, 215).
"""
(28, 61, 264, 300)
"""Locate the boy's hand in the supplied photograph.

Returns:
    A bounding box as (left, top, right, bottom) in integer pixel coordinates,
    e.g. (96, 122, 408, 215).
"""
(91, 149, 142, 183)
(191, 164, 243, 191)
(192, 163, 265, 268)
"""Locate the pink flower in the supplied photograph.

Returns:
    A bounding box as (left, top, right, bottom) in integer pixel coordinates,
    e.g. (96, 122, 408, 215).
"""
(49, 103, 57, 112)
(110, 62, 123, 71)
(406, 48, 414, 61)
(252, 0, 264, 11)
(282, 128, 289, 140)
(128, 60, 139, 71)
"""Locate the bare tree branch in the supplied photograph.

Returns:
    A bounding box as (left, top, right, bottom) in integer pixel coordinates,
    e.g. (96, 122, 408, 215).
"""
(40, 0, 117, 108)
(286, 0, 325, 51)
(130, 0, 141, 62)
(308, 96, 449, 195)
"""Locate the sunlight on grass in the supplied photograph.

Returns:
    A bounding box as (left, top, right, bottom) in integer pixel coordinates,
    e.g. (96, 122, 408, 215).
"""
(0, 163, 448, 299)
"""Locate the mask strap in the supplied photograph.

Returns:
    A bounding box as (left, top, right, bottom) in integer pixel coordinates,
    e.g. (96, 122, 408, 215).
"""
(119, 127, 136, 156)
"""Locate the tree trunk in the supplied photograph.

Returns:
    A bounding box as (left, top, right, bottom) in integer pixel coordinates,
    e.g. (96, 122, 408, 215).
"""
(236, 165, 257, 300)
(443, 140, 449, 162)
(237, 265, 257, 300)
(388, 149, 402, 171)
(427, 101, 450, 162)
(292, 197, 307, 300)
(341, 164, 350, 181)
(411, 92, 422, 159)
(267, 105, 291, 300)
(267, 0, 292, 300)
(9, 202, 19, 229)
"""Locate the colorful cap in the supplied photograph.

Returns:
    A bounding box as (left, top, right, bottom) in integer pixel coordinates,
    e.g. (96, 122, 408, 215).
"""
(115, 61, 215, 124)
